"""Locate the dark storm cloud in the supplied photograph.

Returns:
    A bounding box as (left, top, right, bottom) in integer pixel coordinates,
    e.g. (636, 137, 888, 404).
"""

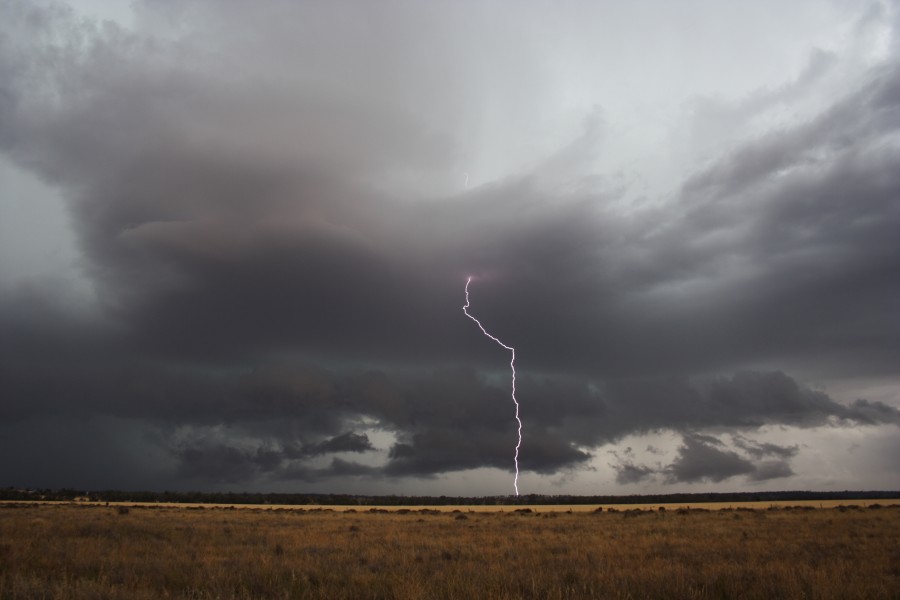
(177, 443, 279, 483)
(3, 0, 900, 380)
(288, 432, 374, 458)
(612, 462, 656, 485)
(175, 439, 378, 484)
(161, 367, 883, 483)
(662, 434, 795, 484)
(1, 0, 898, 491)
(3, 307, 896, 485)
(748, 461, 795, 482)
(731, 435, 798, 460)
(177, 430, 377, 481)
(663, 434, 756, 484)
(560, 371, 900, 447)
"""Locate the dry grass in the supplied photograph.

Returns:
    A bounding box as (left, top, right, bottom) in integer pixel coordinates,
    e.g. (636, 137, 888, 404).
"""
(1, 503, 898, 599)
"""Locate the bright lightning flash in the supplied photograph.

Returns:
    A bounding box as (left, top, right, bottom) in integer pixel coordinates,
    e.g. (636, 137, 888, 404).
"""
(463, 276, 522, 496)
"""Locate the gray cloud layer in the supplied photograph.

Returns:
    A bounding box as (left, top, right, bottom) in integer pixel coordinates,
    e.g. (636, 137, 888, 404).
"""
(1, 0, 898, 492)
(612, 433, 801, 485)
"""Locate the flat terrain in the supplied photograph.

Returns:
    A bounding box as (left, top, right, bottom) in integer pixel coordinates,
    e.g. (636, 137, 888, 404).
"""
(1, 502, 898, 599)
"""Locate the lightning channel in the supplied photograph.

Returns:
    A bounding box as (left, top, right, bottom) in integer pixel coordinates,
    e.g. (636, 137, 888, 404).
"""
(463, 276, 521, 496)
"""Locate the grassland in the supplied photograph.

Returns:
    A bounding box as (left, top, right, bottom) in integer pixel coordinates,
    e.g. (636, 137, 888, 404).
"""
(1, 502, 898, 599)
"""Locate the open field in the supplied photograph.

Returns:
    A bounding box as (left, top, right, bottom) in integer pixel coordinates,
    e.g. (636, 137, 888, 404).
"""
(1, 503, 898, 599)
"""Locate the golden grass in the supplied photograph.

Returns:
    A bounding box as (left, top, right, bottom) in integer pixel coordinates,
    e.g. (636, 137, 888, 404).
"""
(1, 502, 898, 599)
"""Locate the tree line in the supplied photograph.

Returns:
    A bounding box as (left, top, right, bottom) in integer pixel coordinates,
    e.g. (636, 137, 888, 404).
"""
(2, 487, 898, 505)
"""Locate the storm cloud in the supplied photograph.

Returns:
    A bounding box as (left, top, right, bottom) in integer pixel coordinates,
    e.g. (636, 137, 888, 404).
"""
(0, 0, 898, 494)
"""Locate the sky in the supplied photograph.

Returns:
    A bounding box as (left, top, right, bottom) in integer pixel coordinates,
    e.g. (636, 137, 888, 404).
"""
(1, 0, 899, 497)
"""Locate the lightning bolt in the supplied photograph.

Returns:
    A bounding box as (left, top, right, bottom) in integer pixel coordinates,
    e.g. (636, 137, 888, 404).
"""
(463, 276, 521, 496)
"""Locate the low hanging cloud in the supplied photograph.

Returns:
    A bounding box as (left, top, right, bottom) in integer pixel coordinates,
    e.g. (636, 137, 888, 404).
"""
(612, 433, 799, 486)
(175, 438, 378, 485)
(664, 434, 760, 484)
(2, 275, 899, 487)
(286, 432, 375, 459)
(731, 435, 799, 460)
(612, 462, 657, 486)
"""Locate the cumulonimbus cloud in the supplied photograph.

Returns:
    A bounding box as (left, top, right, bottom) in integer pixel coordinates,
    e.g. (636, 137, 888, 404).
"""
(0, 0, 898, 491)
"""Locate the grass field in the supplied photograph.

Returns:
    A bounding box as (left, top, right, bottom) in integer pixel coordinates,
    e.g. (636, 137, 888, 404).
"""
(1, 502, 898, 599)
